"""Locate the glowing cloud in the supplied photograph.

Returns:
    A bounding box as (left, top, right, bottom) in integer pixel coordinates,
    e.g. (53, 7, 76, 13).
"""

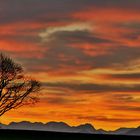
(39, 23, 93, 42)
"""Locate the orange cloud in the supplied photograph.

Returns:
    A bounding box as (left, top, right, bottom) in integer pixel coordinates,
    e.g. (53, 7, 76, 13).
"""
(73, 7, 140, 22)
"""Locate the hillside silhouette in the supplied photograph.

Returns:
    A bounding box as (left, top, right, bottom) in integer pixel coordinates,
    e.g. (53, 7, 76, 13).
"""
(0, 121, 140, 136)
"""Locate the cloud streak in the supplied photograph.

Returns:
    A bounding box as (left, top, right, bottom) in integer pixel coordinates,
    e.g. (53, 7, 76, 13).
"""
(44, 82, 140, 93)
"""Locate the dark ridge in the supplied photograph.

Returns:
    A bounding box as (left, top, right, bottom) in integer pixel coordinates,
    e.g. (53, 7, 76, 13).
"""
(0, 121, 140, 135)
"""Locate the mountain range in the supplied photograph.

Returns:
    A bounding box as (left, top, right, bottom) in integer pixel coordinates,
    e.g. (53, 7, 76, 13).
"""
(0, 121, 139, 135)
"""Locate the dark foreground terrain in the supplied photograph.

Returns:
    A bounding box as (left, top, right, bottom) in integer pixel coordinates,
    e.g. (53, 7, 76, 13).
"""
(0, 129, 139, 140)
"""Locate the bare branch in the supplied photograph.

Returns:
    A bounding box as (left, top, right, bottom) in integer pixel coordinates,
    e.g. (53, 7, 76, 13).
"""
(0, 53, 41, 116)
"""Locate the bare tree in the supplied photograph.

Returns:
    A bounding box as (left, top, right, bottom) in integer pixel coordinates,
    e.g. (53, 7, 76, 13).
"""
(0, 53, 41, 116)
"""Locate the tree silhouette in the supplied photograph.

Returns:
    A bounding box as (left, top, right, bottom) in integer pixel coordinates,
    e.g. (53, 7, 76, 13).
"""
(0, 53, 41, 116)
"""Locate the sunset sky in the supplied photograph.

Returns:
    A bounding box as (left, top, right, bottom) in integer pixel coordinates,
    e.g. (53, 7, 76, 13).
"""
(0, 0, 140, 130)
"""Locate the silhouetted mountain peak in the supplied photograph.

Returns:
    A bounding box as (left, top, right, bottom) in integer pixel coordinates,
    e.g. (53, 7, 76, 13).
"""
(78, 123, 95, 129)
(126, 126, 140, 135)
(97, 129, 108, 134)
(46, 121, 70, 128)
(136, 126, 140, 129)
(9, 121, 30, 125)
(76, 123, 97, 133)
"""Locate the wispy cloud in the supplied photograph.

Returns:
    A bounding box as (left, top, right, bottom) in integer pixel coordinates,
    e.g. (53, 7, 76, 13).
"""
(39, 23, 92, 42)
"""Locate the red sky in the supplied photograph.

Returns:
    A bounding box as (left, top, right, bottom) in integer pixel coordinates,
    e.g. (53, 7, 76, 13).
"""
(0, 0, 140, 130)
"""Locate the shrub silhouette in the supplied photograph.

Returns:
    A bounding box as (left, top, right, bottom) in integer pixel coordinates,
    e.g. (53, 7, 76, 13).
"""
(0, 53, 40, 116)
